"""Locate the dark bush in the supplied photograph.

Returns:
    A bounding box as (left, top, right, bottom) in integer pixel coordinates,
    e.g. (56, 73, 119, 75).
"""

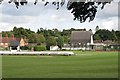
(34, 45, 46, 51)
(20, 46, 32, 50)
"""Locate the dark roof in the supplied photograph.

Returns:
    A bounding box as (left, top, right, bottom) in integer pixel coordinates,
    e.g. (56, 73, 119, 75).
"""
(70, 31, 92, 44)
(10, 40, 20, 46)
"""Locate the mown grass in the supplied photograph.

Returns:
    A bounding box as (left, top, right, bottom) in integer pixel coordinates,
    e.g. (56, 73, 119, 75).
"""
(2, 51, 118, 78)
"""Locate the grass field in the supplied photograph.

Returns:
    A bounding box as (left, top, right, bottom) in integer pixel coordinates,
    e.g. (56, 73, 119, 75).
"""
(2, 51, 118, 78)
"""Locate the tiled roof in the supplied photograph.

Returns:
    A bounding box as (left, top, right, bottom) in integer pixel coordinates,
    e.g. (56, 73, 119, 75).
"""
(0, 37, 21, 43)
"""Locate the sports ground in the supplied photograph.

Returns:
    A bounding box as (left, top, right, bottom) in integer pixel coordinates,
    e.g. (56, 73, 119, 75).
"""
(2, 51, 118, 78)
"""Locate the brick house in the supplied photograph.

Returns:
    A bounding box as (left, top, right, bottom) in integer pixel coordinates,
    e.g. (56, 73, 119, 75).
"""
(0, 33, 27, 50)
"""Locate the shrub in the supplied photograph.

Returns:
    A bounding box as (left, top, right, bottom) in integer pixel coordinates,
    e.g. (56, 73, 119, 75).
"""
(34, 45, 46, 51)
(20, 46, 32, 50)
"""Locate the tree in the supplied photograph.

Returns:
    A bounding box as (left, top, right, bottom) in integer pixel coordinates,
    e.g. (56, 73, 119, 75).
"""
(56, 35, 64, 49)
(36, 34, 45, 45)
(93, 34, 101, 40)
(28, 33, 45, 44)
(2, 31, 13, 37)
(46, 36, 57, 50)
(95, 26, 99, 32)
(0, 0, 112, 23)
(13, 27, 29, 38)
(94, 29, 116, 41)
(63, 36, 70, 44)
(43, 29, 50, 38)
(28, 33, 37, 43)
(115, 31, 120, 43)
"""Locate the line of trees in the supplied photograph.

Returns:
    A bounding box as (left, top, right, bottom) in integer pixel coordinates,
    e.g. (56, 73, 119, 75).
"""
(1, 26, 120, 50)
(93, 29, 120, 43)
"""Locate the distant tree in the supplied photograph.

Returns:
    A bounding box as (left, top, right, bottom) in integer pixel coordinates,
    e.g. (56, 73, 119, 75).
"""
(94, 29, 116, 41)
(56, 35, 64, 49)
(93, 34, 101, 40)
(115, 31, 120, 42)
(37, 29, 40, 34)
(46, 36, 57, 50)
(62, 29, 71, 36)
(0, 0, 112, 23)
(36, 34, 45, 45)
(43, 29, 50, 38)
(63, 36, 70, 44)
(2, 31, 13, 37)
(28, 33, 37, 43)
(28, 33, 45, 44)
(52, 28, 61, 37)
(111, 29, 117, 41)
(12, 26, 34, 38)
(95, 26, 99, 32)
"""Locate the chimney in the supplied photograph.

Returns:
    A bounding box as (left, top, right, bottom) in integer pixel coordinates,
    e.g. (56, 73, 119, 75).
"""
(6, 34, 8, 38)
(11, 34, 14, 40)
(0, 33, 2, 43)
(5, 34, 9, 43)
(90, 34, 94, 45)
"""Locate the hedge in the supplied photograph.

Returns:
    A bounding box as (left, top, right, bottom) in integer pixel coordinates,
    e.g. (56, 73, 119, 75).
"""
(34, 45, 46, 51)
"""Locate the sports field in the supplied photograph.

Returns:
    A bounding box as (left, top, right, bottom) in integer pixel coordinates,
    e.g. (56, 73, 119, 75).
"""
(2, 51, 118, 78)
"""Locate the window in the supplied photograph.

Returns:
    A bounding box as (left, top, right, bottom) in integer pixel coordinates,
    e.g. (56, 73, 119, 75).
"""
(0, 43, 3, 45)
(5, 43, 8, 45)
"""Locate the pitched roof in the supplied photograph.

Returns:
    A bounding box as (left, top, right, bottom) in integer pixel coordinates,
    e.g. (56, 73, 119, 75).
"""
(70, 31, 92, 44)
(0, 37, 21, 43)
(10, 40, 20, 46)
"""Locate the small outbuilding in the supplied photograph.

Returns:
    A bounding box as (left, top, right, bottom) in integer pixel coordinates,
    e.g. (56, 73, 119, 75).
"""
(9, 40, 20, 52)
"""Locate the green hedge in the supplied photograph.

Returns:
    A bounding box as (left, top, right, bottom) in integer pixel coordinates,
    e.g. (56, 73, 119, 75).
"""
(34, 45, 46, 51)
(20, 46, 32, 50)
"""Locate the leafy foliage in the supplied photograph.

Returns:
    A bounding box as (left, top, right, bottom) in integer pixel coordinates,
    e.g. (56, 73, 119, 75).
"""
(28, 33, 45, 44)
(20, 45, 32, 50)
(56, 35, 64, 49)
(1, 26, 120, 50)
(34, 45, 46, 51)
(94, 29, 117, 41)
(46, 36, 57, 50)
(0, 0, 112, 23)
(67, 1, 112, 22)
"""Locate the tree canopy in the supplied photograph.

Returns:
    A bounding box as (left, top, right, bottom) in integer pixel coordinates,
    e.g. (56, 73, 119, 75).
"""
(0, 0, 113, 23)
(2, 26, 120, 50)
(93, 29, 118, 41)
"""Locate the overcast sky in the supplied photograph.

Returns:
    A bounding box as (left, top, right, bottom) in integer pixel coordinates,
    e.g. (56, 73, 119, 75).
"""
(0, 1, 119, 33)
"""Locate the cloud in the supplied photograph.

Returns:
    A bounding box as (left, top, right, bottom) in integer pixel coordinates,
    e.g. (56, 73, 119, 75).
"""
(100, 17, 118, 30)
(1, 14, 36, 24)
(0, 1, 119, 32)
(0, 22, 12, 32)
(96, 2, 118, 19)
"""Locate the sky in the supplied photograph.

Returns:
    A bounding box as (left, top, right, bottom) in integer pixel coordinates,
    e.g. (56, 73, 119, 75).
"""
(0, 0, 119, 33)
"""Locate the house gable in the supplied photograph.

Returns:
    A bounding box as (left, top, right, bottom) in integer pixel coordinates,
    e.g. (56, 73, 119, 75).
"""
(0, 34, 26, 47)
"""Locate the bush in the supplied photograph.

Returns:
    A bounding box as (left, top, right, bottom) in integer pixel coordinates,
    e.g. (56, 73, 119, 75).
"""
(20, 46, 32, 50)
(34, 45, 46, 51)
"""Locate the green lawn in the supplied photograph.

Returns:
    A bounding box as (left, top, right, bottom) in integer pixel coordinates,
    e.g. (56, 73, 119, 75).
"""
(2, 51, 118, 78)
